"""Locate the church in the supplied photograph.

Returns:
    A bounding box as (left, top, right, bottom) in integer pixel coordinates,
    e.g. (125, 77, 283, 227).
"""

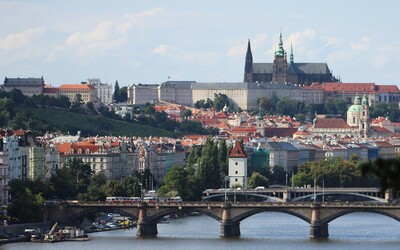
(311, 94, 378, 139)
(243, 33, 339, 85)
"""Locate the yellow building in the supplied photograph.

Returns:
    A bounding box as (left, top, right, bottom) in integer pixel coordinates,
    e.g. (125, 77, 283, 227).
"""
(58, 84, 97, 104)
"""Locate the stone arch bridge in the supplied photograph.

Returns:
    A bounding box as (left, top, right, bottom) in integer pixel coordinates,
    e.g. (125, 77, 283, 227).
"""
(45, 201, 400, 238)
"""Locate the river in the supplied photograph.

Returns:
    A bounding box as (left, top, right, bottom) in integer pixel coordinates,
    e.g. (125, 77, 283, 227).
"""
(1, 212, 399, 250)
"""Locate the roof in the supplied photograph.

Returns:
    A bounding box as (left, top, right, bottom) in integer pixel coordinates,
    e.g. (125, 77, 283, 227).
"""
(59, 84, 95, 90)
(371, 126, 392, 133)
(265, 141, 299, 151)
(4, 77, 44, 86)
(229, 140, 247, 158)
(264, 128, 298, 138)
(253, 62, 330, 75)
(323, 82, 376, 93)
(313, 118, 350, 129)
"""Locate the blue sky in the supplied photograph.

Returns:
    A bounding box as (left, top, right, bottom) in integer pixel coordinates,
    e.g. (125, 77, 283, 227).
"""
(0, 0, 399, 87)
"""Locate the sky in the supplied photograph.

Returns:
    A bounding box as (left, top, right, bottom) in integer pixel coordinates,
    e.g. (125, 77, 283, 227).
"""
(1, 0, 399, 87)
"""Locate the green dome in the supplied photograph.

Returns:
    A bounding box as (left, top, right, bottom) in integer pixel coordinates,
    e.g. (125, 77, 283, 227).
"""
(347, 104, 361, 113)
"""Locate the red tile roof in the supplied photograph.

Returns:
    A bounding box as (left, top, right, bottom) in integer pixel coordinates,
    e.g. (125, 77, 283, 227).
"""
(313, 118, 350, 129)
(264, 128, 298, 138)
(59, 84, 95, 90)
(229, 140, 247, 158)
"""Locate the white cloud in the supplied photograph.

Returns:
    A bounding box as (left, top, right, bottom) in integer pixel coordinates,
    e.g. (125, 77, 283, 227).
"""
(0, 27, 46, 66)
(47, 7, 166, 62)
(227, 33, 268, 57)
(0, 27, 45, 50)
(325, 36, 339, 47)
(350, 36, 370, 50)
(153, 44, 219, 65)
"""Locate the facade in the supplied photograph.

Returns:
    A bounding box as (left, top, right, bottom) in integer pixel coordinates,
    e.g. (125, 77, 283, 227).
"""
(264, 141, 299, 173)
(229, 140, 248, 189)
(320, 82, 400, 105)
(0, 138, 9, 205)
(5, 135, 26, 180)
(3, 77, 45, 96)
(57, 141, 135, 179)
(28, 146, 45, 180)
(127, 84, 159, 105)
(243, 33, 338, 85)
(44, 145, 59, 179)
(58, 84, 97, 104)
(87, 78, 113, 104)
(158, 81, 194, 106)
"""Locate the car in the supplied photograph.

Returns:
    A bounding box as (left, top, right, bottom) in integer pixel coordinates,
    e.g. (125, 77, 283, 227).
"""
(255, 186, 265, 190)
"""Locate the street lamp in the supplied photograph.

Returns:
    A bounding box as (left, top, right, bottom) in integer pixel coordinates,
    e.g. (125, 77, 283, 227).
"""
(224, 176, 229, 202)
(313, 178, 317, 203)
(322, 178, 325, 203)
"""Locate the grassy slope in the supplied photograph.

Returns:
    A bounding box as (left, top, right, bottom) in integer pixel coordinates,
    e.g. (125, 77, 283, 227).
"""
(17, 106, 179, 138)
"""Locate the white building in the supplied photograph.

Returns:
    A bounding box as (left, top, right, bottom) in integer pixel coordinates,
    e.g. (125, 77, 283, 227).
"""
(0, 139, 9, 205)
(87, 78, 113, 104)
(228, 140, 248, 189)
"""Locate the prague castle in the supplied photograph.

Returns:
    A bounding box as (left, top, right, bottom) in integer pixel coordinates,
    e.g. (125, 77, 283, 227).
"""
(244, 33, 339, 84)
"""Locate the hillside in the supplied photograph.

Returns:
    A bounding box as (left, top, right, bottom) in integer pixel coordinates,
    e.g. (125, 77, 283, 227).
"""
(15, 106, 180, 138)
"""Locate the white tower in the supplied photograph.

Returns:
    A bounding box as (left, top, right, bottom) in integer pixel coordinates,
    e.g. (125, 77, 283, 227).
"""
(228, 140, 248, 189)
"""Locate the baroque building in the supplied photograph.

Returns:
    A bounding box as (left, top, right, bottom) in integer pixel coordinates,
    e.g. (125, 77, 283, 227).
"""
(243, 33, 339, 85)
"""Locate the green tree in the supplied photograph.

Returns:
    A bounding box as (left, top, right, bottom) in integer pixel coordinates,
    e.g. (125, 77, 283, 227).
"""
(78, 172, 107, 201)
(118, 86, 128, 102)
(257, 96, 273, 112)
(104, 179, 127, 197)
(181, 109, 192, 120)
(214, 93, 230, 111)
(248, 172, 269, 188)
(114, 80, 120, 102)
(218, 140, 228, 178)
(360, 158, 400, 192)
(158, 166, 188, 198)
(196, 138, 219, 189)
(276, 97, 298, 116)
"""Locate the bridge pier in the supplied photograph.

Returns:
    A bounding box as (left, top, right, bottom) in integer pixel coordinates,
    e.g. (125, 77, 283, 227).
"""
(220, 203, 240, 237)
(309, 203, 329, 238)
(136, 203, 158, 236)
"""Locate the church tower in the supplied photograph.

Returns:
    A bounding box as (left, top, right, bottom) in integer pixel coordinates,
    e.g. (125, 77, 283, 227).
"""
(359, 94, 370, 138)
(229, 140, 248, 189)
(256, 111, 265, 137)
(347, 94, 370, 138)
(272, 32, 288, 83)
(243, 39, 253, 82)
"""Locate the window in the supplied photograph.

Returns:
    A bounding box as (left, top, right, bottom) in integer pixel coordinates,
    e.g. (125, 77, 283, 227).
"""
(235, 162, 238, 165)
(235, 171, 238, 174)
(235, 178, 238, 182)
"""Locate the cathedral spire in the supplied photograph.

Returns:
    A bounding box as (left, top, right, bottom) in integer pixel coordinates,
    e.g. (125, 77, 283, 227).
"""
(243, 39, 253, 82)
(274, 32, 285, 57)
(290, 43, 294, 64)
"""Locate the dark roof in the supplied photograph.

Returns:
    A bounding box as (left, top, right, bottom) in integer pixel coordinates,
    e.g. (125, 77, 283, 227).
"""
(252, 63, 330, 75)
(264, 128, 298, 138)
(265, 141, 299, 151)
(4, 77, 44, 86)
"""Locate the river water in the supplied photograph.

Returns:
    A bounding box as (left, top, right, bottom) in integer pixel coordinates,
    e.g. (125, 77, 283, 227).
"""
(2, 212, 399, 250)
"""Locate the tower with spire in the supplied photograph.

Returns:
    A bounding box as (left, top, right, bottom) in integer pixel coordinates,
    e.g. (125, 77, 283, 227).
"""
(243, 32, 338, 85)
(243, 39, 253, 82)
(272, 32, 289, 83)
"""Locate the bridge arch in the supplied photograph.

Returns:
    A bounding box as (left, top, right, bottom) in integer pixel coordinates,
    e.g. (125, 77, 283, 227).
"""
(322, 209, 400, 224)
(293, 192, 385, 203)
(202, 193, 285, 202)
(68, 207, 137, 223)
(231, 208, 311, 224)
